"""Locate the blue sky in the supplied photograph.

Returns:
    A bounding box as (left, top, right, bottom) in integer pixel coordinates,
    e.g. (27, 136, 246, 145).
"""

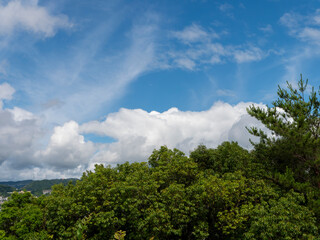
(0, 0, 320, 180)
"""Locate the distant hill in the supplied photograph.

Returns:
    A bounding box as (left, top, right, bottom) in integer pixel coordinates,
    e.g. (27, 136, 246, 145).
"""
(0, 180, 33, 189)
(0, 185, 16, 197)
(24, 179, 78, 196)
(0, 179, 78, 196)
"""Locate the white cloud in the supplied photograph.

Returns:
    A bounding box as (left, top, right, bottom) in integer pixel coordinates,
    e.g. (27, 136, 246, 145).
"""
(167, 23, 267, 70)
(0, 91, 268, 180)
(172, 23, 218, 43)
(0, 84, 91, 179)
(0, 106, 41, 167)
(280, 9, 320, 44)
(219, 3, 234, 18)
(28, 12, 158, 124)
(8, 106, 35, 121)
(313, 10, 320, 25)
(279, 10, 320, 88)
(233, 46, 264, 63)
(219, 3, 233, 12)
(0, 84, 42, 167)
(0, 60, 7, 75)
(0, 0, 71, 37)
(259, 24, 273, 34)
(279, 12, 300, 30)
(0, 163, 84, 181)
(81, 102, 266, 166)
(36, 121, 95, 170)
(216, 89, 235, 97)
(0, 82, 15, 109)
(299, 27, 320, 42)
(0, 82, 14, 101)
(174, 57, 196, 70)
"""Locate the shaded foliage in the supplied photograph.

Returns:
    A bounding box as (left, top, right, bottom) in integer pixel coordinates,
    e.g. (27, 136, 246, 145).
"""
(0, 179, 77, 197)
(0, 144, 318, 239)
(0, 75, 320, 239)
(0, 185, 15, 197)
(247, 75, 320, 187)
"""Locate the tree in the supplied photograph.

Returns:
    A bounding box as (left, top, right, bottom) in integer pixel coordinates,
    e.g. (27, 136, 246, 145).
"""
(247, 75, 320, 188)
(190, 142, 254, 176)
(0, 192, 50, 239)
(243, 191, 318, 239)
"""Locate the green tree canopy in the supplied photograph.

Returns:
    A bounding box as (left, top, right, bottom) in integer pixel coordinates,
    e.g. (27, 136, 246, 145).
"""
(0, 75, 320, 239)
(247, 75, 320, 188)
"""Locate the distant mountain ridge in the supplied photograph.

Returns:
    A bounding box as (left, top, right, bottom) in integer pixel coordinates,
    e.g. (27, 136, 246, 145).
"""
(0, 178, 78, 196)
(0, 180, 33, 189)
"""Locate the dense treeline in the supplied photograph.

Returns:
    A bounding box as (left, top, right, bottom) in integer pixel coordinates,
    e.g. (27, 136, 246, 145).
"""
(23, 179, 77, 196)
(0, 179, 77, 197)
(0, 181, 33, 191)
(0, 185, 15, 197)
(0, 76, 320, 239)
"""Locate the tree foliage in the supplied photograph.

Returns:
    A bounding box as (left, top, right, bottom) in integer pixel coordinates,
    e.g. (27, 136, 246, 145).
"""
(0, 144, 319, 239)
(247, 75, 320, 187)
(0, 75, 320, 239)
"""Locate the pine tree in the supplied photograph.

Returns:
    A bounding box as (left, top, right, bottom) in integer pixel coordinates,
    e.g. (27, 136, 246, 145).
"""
(247, 75, 320, 188)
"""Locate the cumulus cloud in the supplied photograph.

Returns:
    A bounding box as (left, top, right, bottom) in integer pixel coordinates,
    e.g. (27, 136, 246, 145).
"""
(0, 106, 41, 167)
(80, 102, 267, 166)
(0, 83, 268, 180)
(0, 82, 15, 108)
(36, 121, 95, 170)
(0, 0, 71, 37)
(0, 83, 43, 173)
(0, 100, 268, 180)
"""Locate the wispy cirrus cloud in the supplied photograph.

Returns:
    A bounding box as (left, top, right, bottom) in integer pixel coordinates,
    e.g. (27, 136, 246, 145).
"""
(278, 9, 320, 87)
(0, 0, 72, 37)
(216, 89, 236, 97)
(40, 15, 158, 124)
(172, 23, 219, 43)
(219, 3, 233, 12)
(0, 60, 7, 75)
(219, 3, 234, 18)
(280, 9, 320, 44)
(0, 3, 160, 125)
(259, 24, 273, 34)
(165, 23, 267, 70)
(233, 46, 264, 63)
(299, 27, 320, 43)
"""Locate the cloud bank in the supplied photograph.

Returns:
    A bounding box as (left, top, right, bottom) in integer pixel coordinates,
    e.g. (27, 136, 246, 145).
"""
(0, 82, 266, 180)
